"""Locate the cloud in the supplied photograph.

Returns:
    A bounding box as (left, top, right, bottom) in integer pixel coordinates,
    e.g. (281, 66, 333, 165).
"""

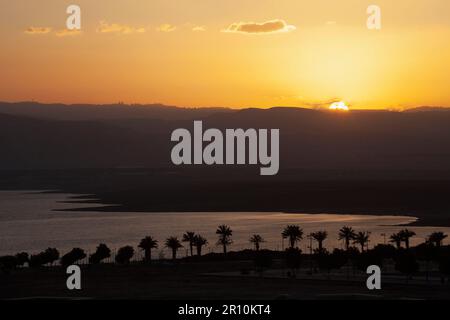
(223, 19, 296, 34)
(97, 21, 146, 34)
(24, 27, 52, 35)
(156, 24, 177, 32)
(192, 25, 206, 32)
(55, 29, 82, 37)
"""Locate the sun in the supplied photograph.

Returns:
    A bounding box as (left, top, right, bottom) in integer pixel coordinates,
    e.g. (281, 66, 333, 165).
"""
(329, 101, 350, 111)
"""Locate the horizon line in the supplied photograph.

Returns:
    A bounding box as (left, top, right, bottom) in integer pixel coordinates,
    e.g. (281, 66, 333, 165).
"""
(1, 100, 450, 112)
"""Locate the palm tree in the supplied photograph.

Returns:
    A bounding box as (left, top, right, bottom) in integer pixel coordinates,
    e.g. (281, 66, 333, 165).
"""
(428, 232, 448, 248)
(399, 229, 416, 249)
(390, 233, 403, 249)
(311, 231, 328, 252)
(115, 246, 134, 265)
(216, 225, 233, 254)
(353, 231, 371, 252)
(282, 225, 303, 249)
(61, 248, 86, 266)
(165, 237, 183, 260)
(249, 234, 265, 251)
(90, 243, 111, 264)
(138, 236, 158, 262)
(182, 231, 196, 256)
(338, 226, 356, 251)
(194, 235, 208, 256)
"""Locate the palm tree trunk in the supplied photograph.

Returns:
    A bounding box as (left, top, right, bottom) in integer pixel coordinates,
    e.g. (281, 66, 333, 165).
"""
(172, 249, 176, 260)
(190, 244, 193, 256)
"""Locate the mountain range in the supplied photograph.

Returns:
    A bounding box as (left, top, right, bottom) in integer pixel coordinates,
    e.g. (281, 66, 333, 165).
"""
(1, 101, 450, 176)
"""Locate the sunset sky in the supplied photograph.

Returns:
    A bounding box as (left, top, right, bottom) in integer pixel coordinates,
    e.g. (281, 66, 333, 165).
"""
(0, 0, 449, 109)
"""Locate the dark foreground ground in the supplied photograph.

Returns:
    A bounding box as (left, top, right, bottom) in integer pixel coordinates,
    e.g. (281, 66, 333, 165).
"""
(1, 260, 450, 300)
(1, 168, 450, 227)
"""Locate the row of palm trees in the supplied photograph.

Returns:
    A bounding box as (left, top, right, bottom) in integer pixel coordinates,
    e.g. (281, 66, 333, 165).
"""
(2, 225, 447, 270)
(389, 230, 416, 249)
(0, 225, 236, 270)
(92, 227, 447, 262)
(389, 230, 448, 249)
(139, 225, 231, 261)
(143, 225, 448, 262)
(280, 225, 448, 253)
(337, 227, 371, 252)
(280, 225, 372, 253)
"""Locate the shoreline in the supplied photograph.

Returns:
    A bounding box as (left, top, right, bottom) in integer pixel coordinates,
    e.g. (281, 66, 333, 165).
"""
(58, 203, 447, 228)
(3, 170, 450, 228)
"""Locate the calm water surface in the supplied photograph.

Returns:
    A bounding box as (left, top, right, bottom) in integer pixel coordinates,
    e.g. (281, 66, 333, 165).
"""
(1, 191, 449, 258)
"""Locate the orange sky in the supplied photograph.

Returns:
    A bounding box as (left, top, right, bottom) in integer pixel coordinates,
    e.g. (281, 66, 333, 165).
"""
(0, 0, 449, 109)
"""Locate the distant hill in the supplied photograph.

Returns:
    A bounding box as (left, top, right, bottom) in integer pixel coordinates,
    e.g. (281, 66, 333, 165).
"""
(404, 106, 450, 113)
(1, 103, 450, 174)
(0, 101, 232, 121)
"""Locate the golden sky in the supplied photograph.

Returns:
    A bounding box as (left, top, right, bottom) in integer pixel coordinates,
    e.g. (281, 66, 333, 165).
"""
(0, 0, 449, 109)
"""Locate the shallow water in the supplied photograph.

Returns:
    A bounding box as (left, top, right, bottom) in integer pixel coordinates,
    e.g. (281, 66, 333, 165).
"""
(0, 191, 449, 258)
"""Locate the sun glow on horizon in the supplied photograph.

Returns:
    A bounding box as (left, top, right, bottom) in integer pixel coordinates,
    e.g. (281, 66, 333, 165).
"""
(0, 1, 449, 109)
(329, 101, 350, 111)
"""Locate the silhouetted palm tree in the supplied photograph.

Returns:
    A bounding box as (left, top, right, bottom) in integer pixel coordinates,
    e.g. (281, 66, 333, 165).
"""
(115, 246, 134, 265)
(61, 248, 86, 267)
(89, 243, 111, 264)
(165, 237, 183, 260)
(282, 225, 303, 249)
(194, 235, 208, 256)
(428, 232, 448, 248)
(216, 225, 233, 254)
(353, 231, 371, 252)
(399, 229, 416, 249)
(390, 233, 403, 249)
(311, 231, 328, 252)
(338, 226, 356, 251)
(249, 234, 265, 251)
(138, 236, 158, 262)
(182, 232, 196, 256)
